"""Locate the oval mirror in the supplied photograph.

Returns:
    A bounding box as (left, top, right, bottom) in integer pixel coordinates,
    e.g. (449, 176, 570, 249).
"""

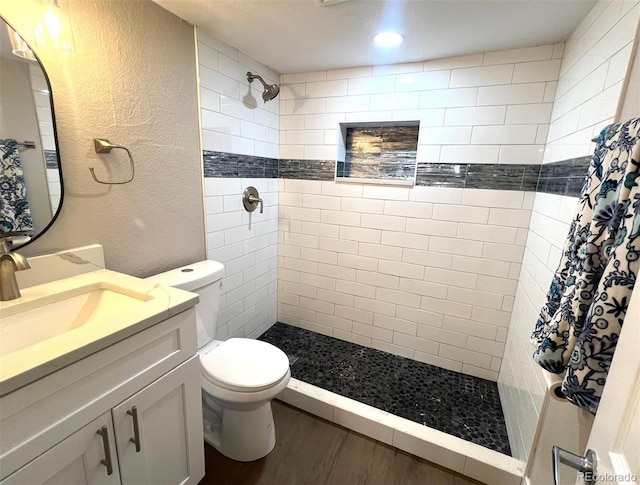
(0, 16, 63, 249)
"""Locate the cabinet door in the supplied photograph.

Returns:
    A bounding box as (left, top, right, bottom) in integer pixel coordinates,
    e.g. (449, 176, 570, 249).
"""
(112, 356, 204, 485)
(2, 412, 120, 485)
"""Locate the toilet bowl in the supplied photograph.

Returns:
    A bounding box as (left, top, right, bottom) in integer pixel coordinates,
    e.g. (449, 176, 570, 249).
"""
(146, 260, 290, 462)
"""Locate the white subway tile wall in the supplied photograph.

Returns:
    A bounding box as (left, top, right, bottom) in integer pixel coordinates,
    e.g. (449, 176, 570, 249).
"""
(279, 44, 562, 165)
(29, 65, 60, 209)
(198, 31, 281, 338)
(29, 65, 55, 152)
(497, 192, 576, 462)
(543, 1, 640, 163)
(46, 168, 61, 212)
(204, 177, 279, 340)
(278, 180, 532, 381)
(499, 1, 640, 464)
(198, 31, 280, 158)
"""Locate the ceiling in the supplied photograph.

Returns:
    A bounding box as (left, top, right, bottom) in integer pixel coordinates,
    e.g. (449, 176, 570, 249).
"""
(0, 19, 32, 63)
(154, 0, 597, 75)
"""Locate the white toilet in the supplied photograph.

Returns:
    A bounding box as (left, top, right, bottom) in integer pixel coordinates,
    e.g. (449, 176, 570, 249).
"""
(146, 260, 290, 462)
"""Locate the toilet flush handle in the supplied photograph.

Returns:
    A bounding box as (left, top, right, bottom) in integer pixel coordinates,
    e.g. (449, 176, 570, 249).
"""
(243, 186, 263, 214)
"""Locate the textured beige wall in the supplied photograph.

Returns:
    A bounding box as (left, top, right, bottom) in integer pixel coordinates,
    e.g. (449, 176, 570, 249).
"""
(0, 0, 205, 277)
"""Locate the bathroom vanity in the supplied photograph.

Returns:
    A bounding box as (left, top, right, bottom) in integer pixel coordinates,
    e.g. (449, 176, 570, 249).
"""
(0, 255, 205, 484)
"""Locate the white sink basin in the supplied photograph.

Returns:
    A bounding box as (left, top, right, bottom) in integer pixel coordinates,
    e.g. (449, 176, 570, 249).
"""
(0, 284, 152, 357)
(0, 269, 198, 396)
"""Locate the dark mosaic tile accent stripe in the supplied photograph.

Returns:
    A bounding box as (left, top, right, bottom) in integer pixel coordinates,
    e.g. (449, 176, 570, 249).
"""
(203, 150, 279, 178)
(379, 151, 418, 179)
(345, 126, 419, 181)
(344, 159, 381, 179)
(203, 150, 540, 191)
(279, 159, 335, 181)
(536, 156, 591, 197)
(201, 149, 589, 196)
(416, 162, 540, 191)
(466, 164, 535, 191)
(415, 163, 467, 188)
(259, 322, 512, 456)
(44, 149, 58, 169)
(524, 165, 542, 191)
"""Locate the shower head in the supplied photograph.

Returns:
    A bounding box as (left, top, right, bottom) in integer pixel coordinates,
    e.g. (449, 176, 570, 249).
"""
(247, 71, 280, 103)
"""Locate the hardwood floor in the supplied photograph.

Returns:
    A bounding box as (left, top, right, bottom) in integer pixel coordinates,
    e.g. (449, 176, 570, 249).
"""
(199, 401, 483, 485)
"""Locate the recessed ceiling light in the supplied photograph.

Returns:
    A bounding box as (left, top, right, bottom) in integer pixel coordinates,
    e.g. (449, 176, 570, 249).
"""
(373, 32, 404, 47)
(318, 0, 351, 5)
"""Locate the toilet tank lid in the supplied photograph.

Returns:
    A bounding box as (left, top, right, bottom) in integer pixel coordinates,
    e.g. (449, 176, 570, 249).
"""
(146, 260, 225, 291)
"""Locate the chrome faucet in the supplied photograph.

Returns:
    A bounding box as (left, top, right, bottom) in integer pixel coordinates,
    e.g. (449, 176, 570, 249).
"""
(0, 237, 31, 301)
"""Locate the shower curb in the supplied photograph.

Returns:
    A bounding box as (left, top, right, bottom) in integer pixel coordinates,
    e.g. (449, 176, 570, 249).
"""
(277, 378, 525, 485)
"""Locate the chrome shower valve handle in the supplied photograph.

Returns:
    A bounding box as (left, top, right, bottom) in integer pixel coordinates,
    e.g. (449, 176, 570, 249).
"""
(243, 186, 263, 214)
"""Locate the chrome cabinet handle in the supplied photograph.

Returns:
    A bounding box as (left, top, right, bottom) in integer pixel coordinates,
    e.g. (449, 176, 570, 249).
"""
(96, 426, 114, 476)
(127, 406, 142, 452)
(552, 446, 597, 485)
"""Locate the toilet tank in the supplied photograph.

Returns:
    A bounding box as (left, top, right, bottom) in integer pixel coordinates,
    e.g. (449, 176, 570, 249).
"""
(145, 260, 225, 349)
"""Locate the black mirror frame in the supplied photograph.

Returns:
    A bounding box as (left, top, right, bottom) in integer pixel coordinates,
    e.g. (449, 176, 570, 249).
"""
(1, 14, 64, 250)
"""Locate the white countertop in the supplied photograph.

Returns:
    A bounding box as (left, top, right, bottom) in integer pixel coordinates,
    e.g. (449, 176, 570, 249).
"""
(0, 269, 198, 396)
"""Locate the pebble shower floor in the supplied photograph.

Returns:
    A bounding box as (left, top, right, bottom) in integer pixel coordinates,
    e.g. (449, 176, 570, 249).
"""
(259, 322, 511, 456)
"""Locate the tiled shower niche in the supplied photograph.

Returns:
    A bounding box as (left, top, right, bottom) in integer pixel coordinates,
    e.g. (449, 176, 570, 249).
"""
(336, 122, 419, 185)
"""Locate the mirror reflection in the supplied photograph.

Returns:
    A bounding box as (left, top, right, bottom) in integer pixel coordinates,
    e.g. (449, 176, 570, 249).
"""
(0, 17, 61, 245)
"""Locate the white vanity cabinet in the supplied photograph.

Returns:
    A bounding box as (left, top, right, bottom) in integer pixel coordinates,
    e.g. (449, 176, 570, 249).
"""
(0, 308, 205, 485)
(112, 358, 202, 485)
(2, 412, 121, 485)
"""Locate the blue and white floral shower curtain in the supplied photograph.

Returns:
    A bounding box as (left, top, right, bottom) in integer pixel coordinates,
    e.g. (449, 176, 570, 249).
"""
(0, 138, 34, 234)
(532, 118, 640, 414)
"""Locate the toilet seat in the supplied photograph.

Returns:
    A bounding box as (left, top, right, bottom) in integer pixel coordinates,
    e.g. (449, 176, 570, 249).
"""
(200, 338, 290, 392)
